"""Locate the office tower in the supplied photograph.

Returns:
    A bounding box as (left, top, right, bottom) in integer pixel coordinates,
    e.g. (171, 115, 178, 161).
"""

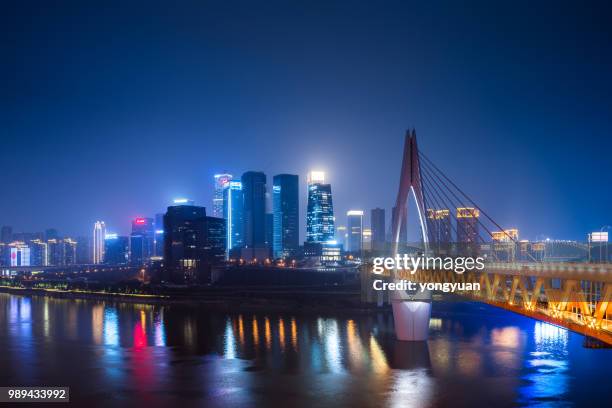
(241, 171, 267, 251)
(154, 213, 164, 257)
(213, 173, 233, 218)
(457, 207, 480, 256)
(391, 206, 408, 243)
(76, 236, 91, 264)
(1, 226, 12, 243)
(427, 209, 452, 243)
(130, 217, 154, 265)
(456, 208, 480, 243)
(371, 208, 385, 251)
(104, 234, 129, 265)
(491, 229, 519, 242)
(9, 242, 30, 266)
(306, 171, 335, 243)
(205, 216, 226, 265)
(347, 210, 364, 253)
(46, 239, 61, 265)
(93, 221, 106, 264)
(492, 228, 519, 261)
(62, 238, 77, 265)
(223, 180, 244, 257)
(272, 174, 299, 259)
(30, 239, 48, 266)
(163, 204, 208, 283)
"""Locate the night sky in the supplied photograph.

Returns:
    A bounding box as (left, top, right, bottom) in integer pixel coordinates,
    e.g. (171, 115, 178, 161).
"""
(2, 0, 611, 241)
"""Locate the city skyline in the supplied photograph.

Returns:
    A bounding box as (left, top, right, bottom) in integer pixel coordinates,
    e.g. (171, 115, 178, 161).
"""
(1, 1, 611, 240)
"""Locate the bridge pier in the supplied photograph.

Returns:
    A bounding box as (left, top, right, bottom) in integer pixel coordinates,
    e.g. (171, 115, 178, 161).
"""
(392, 299, 431, 341)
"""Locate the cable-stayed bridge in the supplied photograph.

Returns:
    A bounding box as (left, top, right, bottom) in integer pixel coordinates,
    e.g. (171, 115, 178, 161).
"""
(364, 130, 612, 345)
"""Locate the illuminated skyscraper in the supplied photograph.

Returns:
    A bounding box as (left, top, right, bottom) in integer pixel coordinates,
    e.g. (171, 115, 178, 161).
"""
(30, 239, 48, 266)
(223, 180, 244, 256)
(104, 234, 129, 265)
(163, 204, 207, 283)
(306, 171, 335, 243)
(93, 221, 106, 264)
(130, 217, 154, 265)
(427, 209, 452, 243)
(213, 173, 232, 218)
(241, 171, 267, 249)
(346, 210, 364, 253)
(456, 207, 480, 243)
(370, 208, 385, 251)
(492, 229, 519, 242)
(272, 174, 299, 258)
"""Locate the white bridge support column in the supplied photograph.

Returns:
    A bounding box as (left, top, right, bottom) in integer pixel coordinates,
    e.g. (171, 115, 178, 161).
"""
(392, 299, 432, 341)
(389, 130, 432, 341)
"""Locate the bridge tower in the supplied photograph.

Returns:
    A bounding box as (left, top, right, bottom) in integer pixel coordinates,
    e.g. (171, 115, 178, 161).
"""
(391, 129, 432, 341)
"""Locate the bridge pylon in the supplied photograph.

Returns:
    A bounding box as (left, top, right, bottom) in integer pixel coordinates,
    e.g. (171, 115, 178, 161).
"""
(391, 129, 432, 341)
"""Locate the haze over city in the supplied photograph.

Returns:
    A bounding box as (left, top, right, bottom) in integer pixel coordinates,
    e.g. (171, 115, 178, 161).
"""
(2, 1, 611, 240)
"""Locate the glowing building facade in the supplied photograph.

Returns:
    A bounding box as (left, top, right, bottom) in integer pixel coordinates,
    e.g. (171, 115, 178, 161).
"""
(130, 217, 154, 265)
(306, 171, 335, 243)
(346, 210, 364, 253)
(213, 173, 232, 218)
(223, 180, 244, 257)
(272, 174, 299, 258)
(93, 221, 106, 264)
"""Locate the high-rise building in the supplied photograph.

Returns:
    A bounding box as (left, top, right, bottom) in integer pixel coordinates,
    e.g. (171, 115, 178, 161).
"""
(62, 238, 77, 265)
(30, 239, 48, 266)
(347, 210, 364, 253)
(371, 208, 385, 251)
(93, 221, 106, 264)
(154, 213, 164, 257)
(104, 234, 129, 265)
(391, 206, 408, 243)
(456, 208, 480, 243)
(213, 173, 233, 218)
(205, 216, 226, 265)
(76, 236, 91, 264)
(9, 242, 30, 266)
(130, 217, 154, 265)
(163, 204, 208, 283)
(241, 171, 267, 250)
(306, 171, 335, 243)
(492, 229, 519, 242)
(223, 180, 244, 257)
(457, 207, 480, 256)
(427, 209, 452, 243)
(46, 239, 61, 265)
(272, 174, 299, 259)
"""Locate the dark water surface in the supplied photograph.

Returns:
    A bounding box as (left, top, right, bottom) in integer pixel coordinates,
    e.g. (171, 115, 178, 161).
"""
(0, 293, 610, 407)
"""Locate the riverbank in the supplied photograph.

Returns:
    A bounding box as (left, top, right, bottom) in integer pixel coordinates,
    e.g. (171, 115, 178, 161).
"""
(0, 285, 392, 315)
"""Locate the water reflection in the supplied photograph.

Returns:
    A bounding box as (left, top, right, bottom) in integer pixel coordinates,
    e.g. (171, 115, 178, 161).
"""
(520, 322, 570, 407)
(0, 294, 609, 407)
(103, 306, 119, 346)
